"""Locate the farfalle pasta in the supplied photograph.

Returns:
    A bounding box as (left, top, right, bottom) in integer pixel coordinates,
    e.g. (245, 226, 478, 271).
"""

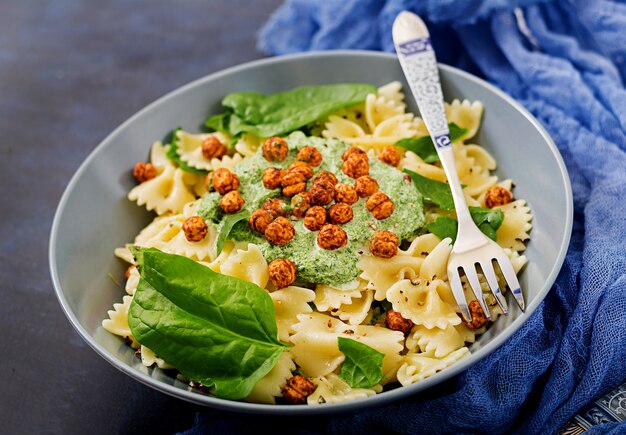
(103, 81, 532, 405)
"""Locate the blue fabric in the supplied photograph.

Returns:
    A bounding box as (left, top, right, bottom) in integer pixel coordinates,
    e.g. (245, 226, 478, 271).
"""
(185, 1, 626, 434)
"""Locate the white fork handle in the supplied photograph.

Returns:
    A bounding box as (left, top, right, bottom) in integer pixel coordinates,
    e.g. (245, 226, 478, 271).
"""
(392, 12, 484, 250)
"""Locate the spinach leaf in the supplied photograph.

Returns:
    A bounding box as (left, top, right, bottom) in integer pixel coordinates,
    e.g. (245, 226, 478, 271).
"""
(204, 84, 376, 137)
(205, 113, 231, 134)
(128, 248, 286, 400)
(468, 206, 504, 230)
(403, 169, 456, 210)
(395, 123, 468, 163)
(425, 207, 504, 243)
(216, 209, 251, 255)
(166, 127, 208, 175)
(337, 337, 384, 389)
(426, 216, 458, 242)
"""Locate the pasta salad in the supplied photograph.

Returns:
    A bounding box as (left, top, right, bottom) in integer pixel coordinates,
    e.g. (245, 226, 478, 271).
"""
(103, 82, 532, 405)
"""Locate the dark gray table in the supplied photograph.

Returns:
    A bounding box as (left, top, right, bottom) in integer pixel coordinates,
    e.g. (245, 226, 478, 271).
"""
(0, 1, 283, 433)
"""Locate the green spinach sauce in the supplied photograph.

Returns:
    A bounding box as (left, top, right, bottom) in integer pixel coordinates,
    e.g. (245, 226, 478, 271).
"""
(199, 132, 425, 285)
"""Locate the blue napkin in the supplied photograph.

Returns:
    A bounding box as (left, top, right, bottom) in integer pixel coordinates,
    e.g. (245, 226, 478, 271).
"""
(184, 1, 626, 433)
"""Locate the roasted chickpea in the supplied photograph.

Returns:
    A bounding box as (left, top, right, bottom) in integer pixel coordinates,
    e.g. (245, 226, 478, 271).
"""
(309, 179, 334, 206)
(263, 198, 288, 217)
(268, 259, 297, 288)
(264, 216, 295, 246)
(303, 206, 327, 231)
(463, 300, 489, 330)
(327, 203, 354, 225)
(366, 191, 394, 220)
(370, 230, 399, 258)
(317, 224, 348, 250)
(125, 265, 136, 279)
(262, 167, 286, 190)
(282, 376, 317, 404)
(182, 216, 209, 242)
(296, 146, 323, 167)
(484, 185, 513, 208)
(262, 136, 289, 162)
(342, 153, 369, 178)
(212, 168, 240, 195)
(219, 190, 244, 214)
(291, 192, 312, 218)
(341, 146, 366, 161)
(312, 170, 337, 186)
(281, 171, 307, 197)
(378, 146, 401, 166)
(334, 183, 358, 205)
(354, 175, 379, 197)
(288, 161, 313, 179)
(248, 209, 273, 234)
(133, 162, 157, 183)
(201, 136, 227, 160)
(385, 309, 414, 334)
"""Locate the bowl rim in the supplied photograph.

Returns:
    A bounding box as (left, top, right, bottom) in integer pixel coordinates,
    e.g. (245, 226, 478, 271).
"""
(49, 49, 573, 415)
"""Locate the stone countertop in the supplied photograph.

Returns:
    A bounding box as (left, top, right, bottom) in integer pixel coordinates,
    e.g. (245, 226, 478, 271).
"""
(0, 1, 282, 433)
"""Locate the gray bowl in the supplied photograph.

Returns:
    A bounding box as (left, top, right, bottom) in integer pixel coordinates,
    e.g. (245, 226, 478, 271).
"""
(49, 51, 573, 415)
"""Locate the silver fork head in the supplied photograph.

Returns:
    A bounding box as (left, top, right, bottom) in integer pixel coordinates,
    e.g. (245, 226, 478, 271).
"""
(448, 239, 524, 323)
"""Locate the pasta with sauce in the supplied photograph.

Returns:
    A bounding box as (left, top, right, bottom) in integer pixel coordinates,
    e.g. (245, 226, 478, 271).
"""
(103, 82, 532, 405)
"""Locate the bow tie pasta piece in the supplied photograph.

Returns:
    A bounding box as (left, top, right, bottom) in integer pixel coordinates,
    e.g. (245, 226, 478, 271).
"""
(495, 200, 533, 252)
(419, 237, 453, 281)
(140, 346, 175, 369)
(234, 133, 261, 158)
(102, 295, 139, 348)
(322, 82, 420, 150)
(314, 285, 362, 312)
(314, 283, 374, 326)
(445, 99, 484, 141)
(364, 94, 405, 132)
(132, 214, 217, 262)
(207, 242, 269, 288)
(358, 233, 442, 301)
(452, 142, 498, 198)
(128, 142, 197, 215)
(245, 352, 296, 404)
(175, 130, 245, 171)
(376, 81, 407, 111)
(323, 115, 367, 142)
(405, 324, 477, 358)
(270, 286, 316, 342)
(387, 278, 462, 330)
(397, 347, 470, 387)
(307, 373, 382, 405)
(125, 266, 140, 296)
(290, 313, 404, 379)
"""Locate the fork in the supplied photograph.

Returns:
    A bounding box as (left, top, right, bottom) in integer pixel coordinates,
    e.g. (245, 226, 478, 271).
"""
(392, 11, 525, 321)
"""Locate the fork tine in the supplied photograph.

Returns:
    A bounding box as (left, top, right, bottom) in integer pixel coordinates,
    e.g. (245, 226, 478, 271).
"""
(449, 268, 471, 322)
(464, 265, 492, 320)
(495, 256, 525, 311)
(480, 261, 508, 314)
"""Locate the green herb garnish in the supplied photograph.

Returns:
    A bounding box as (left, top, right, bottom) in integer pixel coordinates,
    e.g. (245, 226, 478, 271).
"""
(205, 84, 376, 137)
(426, 206, 504, 243)
(128, 247, 287, 400)
(215, 209, 251, 255)
(395, 123, 468, 163)
(337, 337, 384, 389)
(403, 169, 456, 210)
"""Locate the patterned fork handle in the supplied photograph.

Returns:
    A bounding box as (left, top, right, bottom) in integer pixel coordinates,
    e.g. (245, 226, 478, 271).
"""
(391, 12, 475, 236)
